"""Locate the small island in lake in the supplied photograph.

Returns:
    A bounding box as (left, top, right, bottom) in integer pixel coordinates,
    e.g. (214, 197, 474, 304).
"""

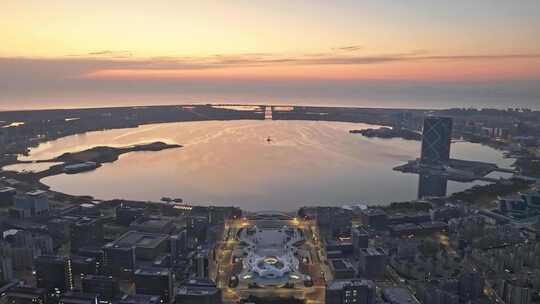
(350, 127, 422, 141)
(20, 142, 182, 179)
(53, 141, 182, 164)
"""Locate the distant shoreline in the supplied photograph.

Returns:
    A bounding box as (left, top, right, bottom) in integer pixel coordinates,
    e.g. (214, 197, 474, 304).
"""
(0, 104, 532, 209)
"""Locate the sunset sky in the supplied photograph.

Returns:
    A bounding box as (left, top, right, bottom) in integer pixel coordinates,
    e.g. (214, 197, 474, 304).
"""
(1, 0, 539, 109)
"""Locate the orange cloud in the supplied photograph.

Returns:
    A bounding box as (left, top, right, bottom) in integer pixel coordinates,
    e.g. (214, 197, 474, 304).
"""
(84, 57, 540, 81)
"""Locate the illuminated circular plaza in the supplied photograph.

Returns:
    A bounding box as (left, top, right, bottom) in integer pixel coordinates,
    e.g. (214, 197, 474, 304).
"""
(237, 213, 306, 288)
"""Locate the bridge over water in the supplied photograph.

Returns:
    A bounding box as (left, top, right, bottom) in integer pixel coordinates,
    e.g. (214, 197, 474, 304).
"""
(264, 106, 273, 120)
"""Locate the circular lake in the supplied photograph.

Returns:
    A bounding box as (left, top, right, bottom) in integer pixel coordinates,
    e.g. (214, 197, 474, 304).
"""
(18, 120, 514, 211)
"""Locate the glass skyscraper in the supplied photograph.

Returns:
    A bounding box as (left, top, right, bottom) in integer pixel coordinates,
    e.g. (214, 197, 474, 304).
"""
(420, 116, 453, 164)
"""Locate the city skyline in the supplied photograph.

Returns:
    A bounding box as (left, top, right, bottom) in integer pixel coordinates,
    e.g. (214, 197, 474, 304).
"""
(1, 3, 540, 303)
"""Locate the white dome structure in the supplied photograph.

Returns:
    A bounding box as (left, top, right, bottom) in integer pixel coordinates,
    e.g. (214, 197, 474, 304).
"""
(238, 220, 305, 287)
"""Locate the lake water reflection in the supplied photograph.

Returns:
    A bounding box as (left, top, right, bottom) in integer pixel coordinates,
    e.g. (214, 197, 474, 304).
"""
(19, 120, 514, 211)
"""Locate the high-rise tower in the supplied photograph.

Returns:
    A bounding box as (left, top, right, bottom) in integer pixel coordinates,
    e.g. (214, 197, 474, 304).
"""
(420, 116, 453, 164)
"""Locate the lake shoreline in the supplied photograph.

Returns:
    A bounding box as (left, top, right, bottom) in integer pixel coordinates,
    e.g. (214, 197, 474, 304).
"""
(1, 141, 182, 190)
(15, 120, 514, 210)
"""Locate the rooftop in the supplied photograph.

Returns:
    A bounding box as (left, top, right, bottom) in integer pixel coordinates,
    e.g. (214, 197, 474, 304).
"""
(353, 226, 369, 234)
(389, 223, 420, 232)
(60, 292, 99, 304)
(360, 247, 386, 256)
(419, 221, 448, 229)
(117, 204, 146, 211)
(118, 294, 161, 304)
(0, 186, 16, 193)
(82, 274, 115, 281)
(134, 218, 170, 228)
(176, 285, 220, 296)
(327, 279, 375, 290)
(382, 287, 417, 304)
(104, 231, 168, 250)
(74, 217, 101, 226)
(6, 287, 46, 299)
(330, 259, 355, 271)
(3, 228, 20, 238)
(26, 190, 47, 197)
(361, 208, 387, 216)
(183, 278, 217, 287)
(134, 267, 170, 276)
(35, 255, 69, 263)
